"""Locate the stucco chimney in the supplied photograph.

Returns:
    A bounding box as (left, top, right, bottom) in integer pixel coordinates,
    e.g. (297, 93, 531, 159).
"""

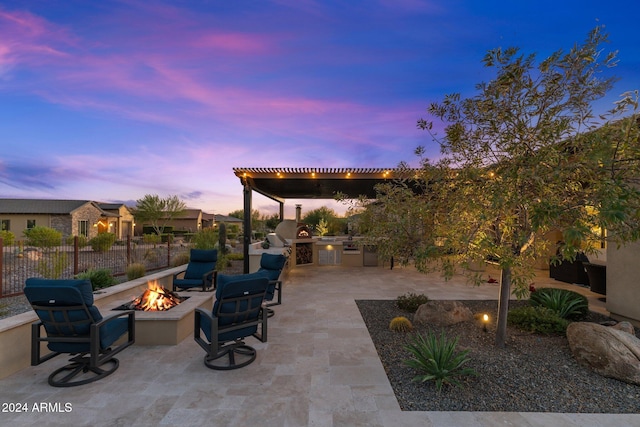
(295, 204, 302, 223)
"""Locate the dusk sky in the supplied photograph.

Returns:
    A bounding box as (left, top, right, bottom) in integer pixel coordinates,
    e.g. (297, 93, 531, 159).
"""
(1, 1, 639, 218)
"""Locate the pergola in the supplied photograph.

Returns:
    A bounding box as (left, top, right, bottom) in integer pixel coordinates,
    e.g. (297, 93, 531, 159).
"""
(232, 167, 399, 272)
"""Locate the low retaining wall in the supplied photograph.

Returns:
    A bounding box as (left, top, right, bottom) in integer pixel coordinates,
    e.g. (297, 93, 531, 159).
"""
(0, 266, 192, 380)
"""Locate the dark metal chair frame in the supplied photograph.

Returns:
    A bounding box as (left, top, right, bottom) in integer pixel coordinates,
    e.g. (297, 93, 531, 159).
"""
(194, 282, 268, 370)
(30, 302, 135, 387)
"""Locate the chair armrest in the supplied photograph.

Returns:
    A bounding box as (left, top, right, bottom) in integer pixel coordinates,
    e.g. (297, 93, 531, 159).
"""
(194, 308, 219, 354)
(201, 269, 217, 291)
(90, 310, 136, 365)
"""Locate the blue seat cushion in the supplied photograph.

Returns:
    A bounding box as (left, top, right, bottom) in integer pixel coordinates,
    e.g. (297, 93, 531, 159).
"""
(173, 278, 207, 289)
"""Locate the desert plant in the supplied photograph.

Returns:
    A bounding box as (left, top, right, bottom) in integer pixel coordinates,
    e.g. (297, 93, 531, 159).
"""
(218, 222, 228, 255)
(0, 230, 15, 246)
(192, 228, 218, 249)
(36, 249, 69, 279)
(404, 331, 476, 392)
(396, 292, 430, 313)
(143, 233, 162, 245)
(76, 268, 116, 290)
(89, 233, 116, 252)
(171, 252, 191, 267)
(507, 306, 570, 335)
(529, 287, 589, 320)
(389, 316, 413, 332)
(66, 234, 88, 248)
(24, 226, 62, 249)
(126, 263, 146, 280)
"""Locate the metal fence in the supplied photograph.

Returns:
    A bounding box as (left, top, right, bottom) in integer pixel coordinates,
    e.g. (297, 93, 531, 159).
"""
(0, 236, 191, 298)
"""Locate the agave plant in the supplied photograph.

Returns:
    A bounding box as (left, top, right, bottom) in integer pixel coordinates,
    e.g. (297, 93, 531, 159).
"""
(404, 331, 476, 392)
(529, 288, 588, 320)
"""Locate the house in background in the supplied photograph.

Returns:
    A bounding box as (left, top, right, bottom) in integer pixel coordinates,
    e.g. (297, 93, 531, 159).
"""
(133, 208, 215, 235)
(0, 199, 133, 240)
(97, 203, 135, 239)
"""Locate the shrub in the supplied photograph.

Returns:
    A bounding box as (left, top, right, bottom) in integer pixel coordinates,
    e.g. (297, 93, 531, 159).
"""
(36, 250, 69, 279)
(507, 306, 570, 335)
(66, 235, 88, 247)
(226, 252, 244, 261)
(389, 316, 413, 332)
(90, 233, 116, 252)
(76, 268, 116, 290)
(143, 233, 162, 245)
(404, 331, 476, 392)
(192, 228, 218, 249)
(396, 292, 430, 313)
(126, 263, 146, 280)
(529, 287, 589, 320)
(24, 226, 62, 249)
(171, 252, 191, 267)
(0, 230, 15, 246)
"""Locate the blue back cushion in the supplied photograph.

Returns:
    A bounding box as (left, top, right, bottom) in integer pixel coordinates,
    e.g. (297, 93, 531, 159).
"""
(258, 253, 286, 281)
(24, 278, 124, 352)
(185, 249, 217, 280)
(201, 271, 269, 342)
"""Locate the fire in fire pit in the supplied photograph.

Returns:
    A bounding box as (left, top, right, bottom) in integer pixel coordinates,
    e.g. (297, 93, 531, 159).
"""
(125, 281, 186, 311)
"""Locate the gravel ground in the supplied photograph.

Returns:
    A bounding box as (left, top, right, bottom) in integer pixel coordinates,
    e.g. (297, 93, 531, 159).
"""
(0, 294, 31, 319)
(356, 299, 640, 413)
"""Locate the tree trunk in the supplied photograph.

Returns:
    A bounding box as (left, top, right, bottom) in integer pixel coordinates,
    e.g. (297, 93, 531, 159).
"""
(495, 267, 512, 348)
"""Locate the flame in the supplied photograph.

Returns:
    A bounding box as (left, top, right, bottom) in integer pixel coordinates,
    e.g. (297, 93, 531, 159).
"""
(130, 280, 182, 311)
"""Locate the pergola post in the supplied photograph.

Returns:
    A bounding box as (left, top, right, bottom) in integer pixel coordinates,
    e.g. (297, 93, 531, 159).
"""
(243, 180, 252, 274)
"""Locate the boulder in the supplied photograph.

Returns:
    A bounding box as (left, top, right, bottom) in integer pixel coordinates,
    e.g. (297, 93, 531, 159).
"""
(566, 322, 640, 386)
(413, 301, 473, 326)
(610, 321, 635, 336)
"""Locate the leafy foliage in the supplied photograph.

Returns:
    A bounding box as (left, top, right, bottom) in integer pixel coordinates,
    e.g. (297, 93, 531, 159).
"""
(76, 268, 116, 290)
(345, 27, 640, 347)
(90, 233, 116, 252)
(192, 228, 218, 249)
(133, 194, 186, 235)
(143, 233, 162, 245)
(389, 316, 413, 332)
(24, 226, 62, 249)
(507, 306, 570, 335)
(396, 292, 430, 313)
(404, 331, 476, 392)
(0, 230, 15, 246)
(66, 235, 88, 247)
(529, 287, 589, 320)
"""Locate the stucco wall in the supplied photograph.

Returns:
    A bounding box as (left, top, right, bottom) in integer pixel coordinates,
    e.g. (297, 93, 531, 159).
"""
(606, 240, 640, 327)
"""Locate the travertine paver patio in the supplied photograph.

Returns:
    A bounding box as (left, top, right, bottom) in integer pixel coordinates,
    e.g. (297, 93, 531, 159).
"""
(1, 264, 638, 426)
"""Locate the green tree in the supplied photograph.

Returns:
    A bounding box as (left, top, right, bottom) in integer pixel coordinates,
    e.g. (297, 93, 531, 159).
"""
(302, 206, 344, 235)
(363, 27, 640, 347)
(264, 213, 281, 231)
(133, 194, 186, 235)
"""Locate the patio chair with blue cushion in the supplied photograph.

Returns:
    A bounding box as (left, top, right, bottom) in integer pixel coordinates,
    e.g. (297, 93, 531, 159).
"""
(23, 278, 135, 387)
(257, 252, 287, 316)
(172, 249, 218, 292)
(194, 271, 269, 370)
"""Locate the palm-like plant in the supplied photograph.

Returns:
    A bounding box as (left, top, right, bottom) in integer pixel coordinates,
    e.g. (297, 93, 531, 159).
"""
(404, 331, 476, 392)
(529, 288, 588, 320)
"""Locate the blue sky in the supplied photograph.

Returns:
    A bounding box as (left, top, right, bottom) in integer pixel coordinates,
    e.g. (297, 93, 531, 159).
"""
(1, 0, 638, 217)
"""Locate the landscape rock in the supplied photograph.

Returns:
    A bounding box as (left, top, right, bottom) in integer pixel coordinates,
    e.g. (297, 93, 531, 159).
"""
(610, 321, 635, 336)
(566, 322, 640, 386)
(413, 300, 473, 326)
